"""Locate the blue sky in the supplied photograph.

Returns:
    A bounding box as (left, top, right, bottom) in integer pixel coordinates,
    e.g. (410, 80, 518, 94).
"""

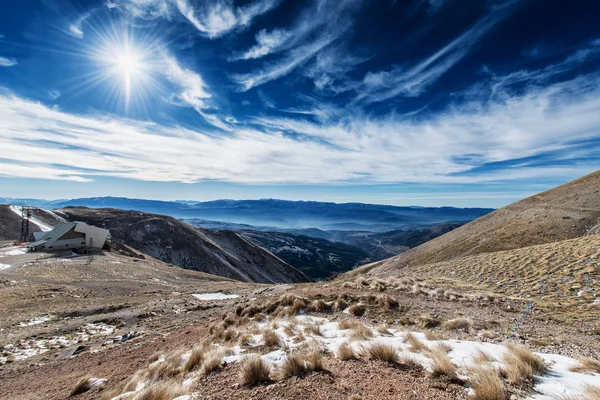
(0, 0, 599, 207)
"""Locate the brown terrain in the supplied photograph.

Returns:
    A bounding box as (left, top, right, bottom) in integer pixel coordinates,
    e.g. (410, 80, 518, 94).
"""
(1, 171, 600, 400)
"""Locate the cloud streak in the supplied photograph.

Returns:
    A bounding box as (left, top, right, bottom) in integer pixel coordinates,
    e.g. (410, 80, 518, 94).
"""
(0, 57, 17, 67)
(1, 64, 599, 185)
(174, 0, 280, 38)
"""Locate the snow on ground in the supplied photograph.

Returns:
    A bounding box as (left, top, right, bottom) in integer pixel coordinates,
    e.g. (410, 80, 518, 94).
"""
(18, 315, 55, 327)
(9, 205, 54, 232)
(191, 293, 240, 301)
(0, 247, 27, 256)
(119, 315, 600, 400)
(0, 263, 11, 270)
(0, 323, 116, 365)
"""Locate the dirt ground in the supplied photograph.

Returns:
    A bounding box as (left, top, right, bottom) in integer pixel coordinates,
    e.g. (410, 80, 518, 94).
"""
(1, 246, 599, 399)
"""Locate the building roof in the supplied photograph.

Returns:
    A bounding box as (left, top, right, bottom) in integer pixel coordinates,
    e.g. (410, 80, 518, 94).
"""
(33, 222, 77, 243)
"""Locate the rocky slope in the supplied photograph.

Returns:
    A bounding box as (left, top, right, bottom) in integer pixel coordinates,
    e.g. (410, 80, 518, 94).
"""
(0, 204, 64, 241)
(54, 207, 310, 284)
(357, 170, 600, 276)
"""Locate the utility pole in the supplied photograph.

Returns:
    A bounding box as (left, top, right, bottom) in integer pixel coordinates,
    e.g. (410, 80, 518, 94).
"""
(19, 207, 32, 242)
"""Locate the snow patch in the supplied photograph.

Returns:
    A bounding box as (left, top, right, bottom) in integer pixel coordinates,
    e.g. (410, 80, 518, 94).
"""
(19, 315, 55, 327)
(0, 263, 11, 270)
(191, 292, 239, 301)
(2, 247, 27, 256)
(9, 205, 54, 232)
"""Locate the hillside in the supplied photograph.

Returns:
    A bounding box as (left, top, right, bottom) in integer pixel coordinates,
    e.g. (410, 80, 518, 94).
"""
(55, 207, 310, 284)
(359, 170, 600, 276)
(240, 230, 371, 280)
(0, 204, 64, 241)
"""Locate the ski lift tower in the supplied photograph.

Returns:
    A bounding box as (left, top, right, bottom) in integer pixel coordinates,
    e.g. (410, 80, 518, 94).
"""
(19, 206, 32, 242)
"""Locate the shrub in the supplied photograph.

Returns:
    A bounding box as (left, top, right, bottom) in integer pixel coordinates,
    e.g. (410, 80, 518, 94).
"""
(239, 356, 272, 386)
(348, 304, 364, 316)
(442, 317, 473, 332)
(238, 333, 253, 346)
(291, 298, 307, 314)
(429, 345, 458, 380)
(470, 367, 507, 400)
(362, 342, 398, 363)
(304, 322, 323, 336)
(336, 343, 357, 360)
(569, 357, 600, 374)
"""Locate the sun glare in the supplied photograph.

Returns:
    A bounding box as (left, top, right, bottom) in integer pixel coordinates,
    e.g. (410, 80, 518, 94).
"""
(115, 51, 140, 74)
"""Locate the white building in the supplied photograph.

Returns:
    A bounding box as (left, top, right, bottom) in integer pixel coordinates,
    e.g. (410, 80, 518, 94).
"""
(27, 222, 109, 252)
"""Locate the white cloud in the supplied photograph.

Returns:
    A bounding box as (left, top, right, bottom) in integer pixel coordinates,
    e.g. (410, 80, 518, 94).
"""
(66, 13, 90, 38)
(0, 67, 599, 185)
(174, 0, 280, 38)
(233, 28, 292, 60)
(162, 55, 232, 130)
(0, 57, 17, 67)
(232, 34, 340, 91)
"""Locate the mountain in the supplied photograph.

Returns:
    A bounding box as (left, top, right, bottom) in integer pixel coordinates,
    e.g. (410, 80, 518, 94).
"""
(46, 196, 493, 232)
(329, 222, 466, 260)
(21, 206, 309, 284)
(239, 230, 371, 280)
(357, 170, 600, 277)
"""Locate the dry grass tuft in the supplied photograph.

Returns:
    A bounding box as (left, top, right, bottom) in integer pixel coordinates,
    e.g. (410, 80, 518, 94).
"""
(309, 299, 331, 312)
(424, 331, 446, 341)
(429, 344, 458, 380)
(238, 333, 253, 346)
(222, 327, 239, 343)
(262, 329, 281, 347)
(70, 377, 93, 396)
(291, 298, 308, 314)
(470, 367, 507, 400)
(479, 330, 499, 340)
(202, 350, 224, 375)
(376, 324, 393, 336)
(334, 298, 348, 311)
(362, 341, 398, 363)
(569, 357, 600, 374)
(404, 332, 430, 353)
(473, 350, 494, 365)
(131, 380, 182, 400)
(338, 319, 360, 330)
(398, 355, 423, 371)
(348, 323, 374, 341)
(306, 350, 326, 372)
(348, 304, 364, 316)
(304, 322, 323, 336)
(239, 356, 272, 386)
(442, 317, 473, 332)
(378, 294, 399, 309)
(278, 349, 326, 379)
(585, 385, 600, 400)
(502, 343, 548, 384)
(336, 342, 357, 360)
(147, 353, 182, 382)
(416, 314, 440, 329)
(184, 345, 206, 372)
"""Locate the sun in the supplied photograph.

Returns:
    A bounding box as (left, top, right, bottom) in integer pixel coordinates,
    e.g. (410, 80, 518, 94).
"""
(115, 51, 140, 75)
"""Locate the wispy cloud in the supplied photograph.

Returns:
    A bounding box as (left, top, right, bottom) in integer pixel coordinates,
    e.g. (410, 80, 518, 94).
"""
(162, 55, 231, 130)
(66, 13, 90, 38)
(347, 0, 519, 104)
(1, 57, 599, 185)
(0, 57, 18, 67)
(174, 0, 280, 38)
(48, 90, 61, 100)
(231, 0, 360, 90)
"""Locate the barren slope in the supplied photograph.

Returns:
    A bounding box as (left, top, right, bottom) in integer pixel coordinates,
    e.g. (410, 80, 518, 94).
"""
(0, 205, 64, 241)
(357, 170, 600, 276)
(57, 207, 309, 284)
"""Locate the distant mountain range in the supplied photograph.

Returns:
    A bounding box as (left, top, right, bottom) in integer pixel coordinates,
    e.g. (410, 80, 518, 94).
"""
(0, 196, 494, 232)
